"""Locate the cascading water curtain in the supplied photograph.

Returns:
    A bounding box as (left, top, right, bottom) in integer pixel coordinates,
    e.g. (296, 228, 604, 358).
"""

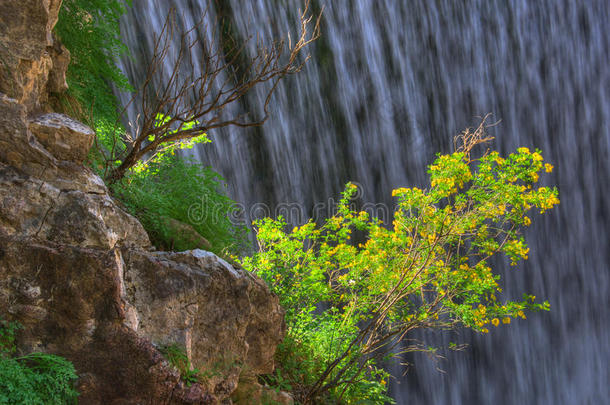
(118, 1, 608, 403)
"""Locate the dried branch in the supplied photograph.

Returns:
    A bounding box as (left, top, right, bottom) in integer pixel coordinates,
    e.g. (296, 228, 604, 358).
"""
(453, 113, 498, 160)
(106, 1, 322, 182)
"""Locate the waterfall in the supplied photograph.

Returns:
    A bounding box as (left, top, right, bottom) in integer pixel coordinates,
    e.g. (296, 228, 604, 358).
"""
(117, 1, 609, 403)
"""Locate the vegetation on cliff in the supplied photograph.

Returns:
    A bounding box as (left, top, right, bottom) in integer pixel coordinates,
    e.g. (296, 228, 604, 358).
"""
(112, 152, 249, 255)
(0, 319, 78, 404)
(54, 0, 249, 256)
(54, 0, 132, 123)
(55, 0, 321, 257)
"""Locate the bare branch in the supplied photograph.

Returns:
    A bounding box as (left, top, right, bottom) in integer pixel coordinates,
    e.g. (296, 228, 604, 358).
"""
(106, 1, 322, 182)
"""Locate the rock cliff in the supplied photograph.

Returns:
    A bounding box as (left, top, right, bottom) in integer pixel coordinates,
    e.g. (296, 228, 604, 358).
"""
(0, 1, 285, 403)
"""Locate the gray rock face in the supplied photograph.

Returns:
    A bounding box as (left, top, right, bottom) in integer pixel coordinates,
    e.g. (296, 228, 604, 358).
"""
(0, 93, 106, 195)
(0, 163, 150, 248)
(28, 113, 95, 163)
(121, 249, 284, 400)
(0, 232, 284, 404)
(0, 94, 56, 170)
(0, 1, 286, 403)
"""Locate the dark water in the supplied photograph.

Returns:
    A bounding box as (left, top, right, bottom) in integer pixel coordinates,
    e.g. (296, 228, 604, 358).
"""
(117, 1, 609, 403)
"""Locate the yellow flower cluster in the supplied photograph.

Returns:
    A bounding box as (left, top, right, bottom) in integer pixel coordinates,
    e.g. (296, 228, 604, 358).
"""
(392, 187, 409, 197)
(540, 194, 560, 210)
(431, 176, 457, 192)
(531, 172, 539, 182)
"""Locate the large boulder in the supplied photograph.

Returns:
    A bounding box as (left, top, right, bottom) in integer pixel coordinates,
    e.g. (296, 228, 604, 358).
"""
(28, 113, 95, 163)
(122, 249, 284, 398)
(0, 232, 285, 404)
(0, 162, 150, 249)
(0, 237, 214, 404)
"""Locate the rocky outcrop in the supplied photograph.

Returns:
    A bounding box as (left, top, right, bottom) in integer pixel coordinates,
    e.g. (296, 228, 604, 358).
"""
(29, 113, 95, 163)
(0, 226, 284, 403)
(0, 0, 65, 113)
(0, 162, 148, 249)
(0, 1, 285, 404)
(120, 249, 284, 399)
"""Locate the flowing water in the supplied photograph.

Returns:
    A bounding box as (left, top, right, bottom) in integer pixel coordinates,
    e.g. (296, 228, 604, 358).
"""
(117, 1, 609, 403)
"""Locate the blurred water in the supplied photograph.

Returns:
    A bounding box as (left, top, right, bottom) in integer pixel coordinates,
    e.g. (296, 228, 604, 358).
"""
(117, 1, 609, 403)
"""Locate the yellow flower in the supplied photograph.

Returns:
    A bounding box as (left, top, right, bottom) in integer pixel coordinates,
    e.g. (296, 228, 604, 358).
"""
(523, 216, 531, 226)
(491, 318, 500, 327)
(531, 172, 539, 182)
(532, 152, 543, 161)
(502, 317, 511, 324)
(392, 187, 408, 197)
(518, 147, 530, 154)
(545, 163, 554, 173)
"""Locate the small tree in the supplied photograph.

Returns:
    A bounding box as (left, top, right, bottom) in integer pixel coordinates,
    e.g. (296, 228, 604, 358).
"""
(240, 119, 559, 403)
(101, 2, 321, 182)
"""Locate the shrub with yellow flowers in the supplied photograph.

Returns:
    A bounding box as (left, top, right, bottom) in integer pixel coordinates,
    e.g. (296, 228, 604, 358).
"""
(240, 121, 559, 404)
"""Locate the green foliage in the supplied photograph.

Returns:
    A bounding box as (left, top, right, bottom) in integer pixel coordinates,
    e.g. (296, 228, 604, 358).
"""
(264, 331, 393, 404)
(88, 118, 128, 172)
(159, 344, 201, 387)
(0, 318, 19, 355)
(54, 0, 134, 172)
(90, 111, 240, 259)
(112, 153, 248, 255)
(241, 138, 559, 403)
(131, 113, 212, 174)
(0, 318, 79, 405)
(54, 0, 132, 123)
